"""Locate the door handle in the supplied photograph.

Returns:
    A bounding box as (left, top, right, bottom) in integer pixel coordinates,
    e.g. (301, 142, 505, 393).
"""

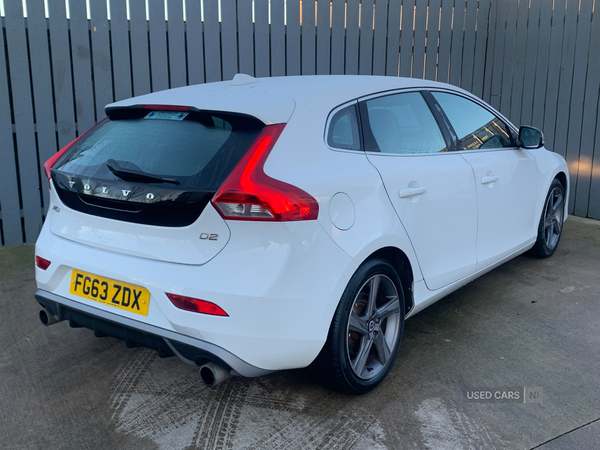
(481, 175, 499, 184)
(398, 186, 427, 198)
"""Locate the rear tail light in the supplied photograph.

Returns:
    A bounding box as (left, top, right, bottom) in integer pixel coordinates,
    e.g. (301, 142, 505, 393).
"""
(166, 293, 229, 317)
(43, 119, 107, 188)
(212, 123, 319, 221)
(35, 256, 51, 270)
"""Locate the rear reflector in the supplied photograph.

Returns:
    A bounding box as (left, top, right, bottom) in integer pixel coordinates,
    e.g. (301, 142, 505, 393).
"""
(166, 293, 229, 317)
(36, 256, 51, 270)
(212, 123, 319, 221)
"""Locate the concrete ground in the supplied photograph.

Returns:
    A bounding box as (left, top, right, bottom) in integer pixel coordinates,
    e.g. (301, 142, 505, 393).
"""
(1, 217, 599, 450)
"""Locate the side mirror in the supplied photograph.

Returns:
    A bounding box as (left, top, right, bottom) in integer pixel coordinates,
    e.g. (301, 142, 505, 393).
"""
(519, 126, 544, 149)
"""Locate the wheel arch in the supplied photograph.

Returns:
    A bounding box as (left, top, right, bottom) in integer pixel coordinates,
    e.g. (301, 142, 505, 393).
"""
(362, 246, 415, 316)
(552, 170, 569, 221)
(555, 171, 568, 193)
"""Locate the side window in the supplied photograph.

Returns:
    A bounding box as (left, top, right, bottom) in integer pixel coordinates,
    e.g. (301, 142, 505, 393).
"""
(362, 92, 447, 154)
(327, 104, 361, 151)
(431, 92, 514, 150)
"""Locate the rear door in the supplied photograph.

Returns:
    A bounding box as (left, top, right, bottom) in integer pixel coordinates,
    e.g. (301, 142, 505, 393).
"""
(430, 92, 538, 269)
(361, 91, 478, 291)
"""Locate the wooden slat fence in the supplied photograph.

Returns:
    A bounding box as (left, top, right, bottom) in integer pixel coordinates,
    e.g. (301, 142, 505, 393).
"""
(0, 0, 599, 246)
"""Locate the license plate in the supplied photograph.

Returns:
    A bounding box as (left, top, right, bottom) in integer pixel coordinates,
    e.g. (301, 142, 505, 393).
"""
(69, 269, 150, 316)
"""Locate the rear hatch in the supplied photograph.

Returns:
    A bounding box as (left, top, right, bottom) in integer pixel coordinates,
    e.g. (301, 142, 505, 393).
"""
(49, 107, 265, 265)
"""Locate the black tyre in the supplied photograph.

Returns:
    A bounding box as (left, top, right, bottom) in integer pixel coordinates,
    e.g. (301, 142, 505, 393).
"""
(311, 259, 405, 395)
(531, 179, 565, 258)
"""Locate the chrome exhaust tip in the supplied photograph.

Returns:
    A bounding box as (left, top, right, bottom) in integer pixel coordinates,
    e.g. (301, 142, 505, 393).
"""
(39, 309, 61, 326)
(199, 362, 232, 387)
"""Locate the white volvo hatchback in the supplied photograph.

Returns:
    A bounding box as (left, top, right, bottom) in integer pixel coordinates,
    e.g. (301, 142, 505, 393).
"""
(35, 75, 568, 394)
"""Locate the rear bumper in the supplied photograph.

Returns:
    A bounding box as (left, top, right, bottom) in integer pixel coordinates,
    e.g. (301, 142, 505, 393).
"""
(35, 289, 272, 378)
(35, 211, 357, 370)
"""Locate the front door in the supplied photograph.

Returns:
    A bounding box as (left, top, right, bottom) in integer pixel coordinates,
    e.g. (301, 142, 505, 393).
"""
(430, 91, 538, 270)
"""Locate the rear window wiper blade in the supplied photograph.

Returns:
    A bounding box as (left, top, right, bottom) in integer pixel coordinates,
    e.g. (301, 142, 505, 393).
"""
(106, 159, 180, 185)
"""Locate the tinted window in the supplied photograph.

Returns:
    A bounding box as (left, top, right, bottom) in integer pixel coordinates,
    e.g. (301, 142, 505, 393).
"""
(363, 92, 447, 154)
(327, 104, 361, 151)
(51, 110, 265, 227)
(431, 92, 514, 150)
(55, 110, 264, 191)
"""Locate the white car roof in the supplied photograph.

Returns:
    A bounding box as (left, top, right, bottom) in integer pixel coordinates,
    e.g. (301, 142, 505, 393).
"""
(107, 75, 456, 124)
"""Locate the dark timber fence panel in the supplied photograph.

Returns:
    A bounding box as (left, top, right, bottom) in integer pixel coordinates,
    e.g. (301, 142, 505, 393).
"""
(286, 0, 301, 75)
(316, 0, 330, 75)
(399, 0, 413, 78)
(577, 2, 600, 218)
(0, 10, 22, 245)
(531, 0, 552, 132)
(509, 1, 528, 127)
(130, 0, 152, 95)
(270, 0, 285, 77)
(542, 0, 565, 154)
(345, 0, 360, 75)
(412, 1, 427, 80)
(236, 1, 253, 76)
(254, 0, 270, 78)
(499, 0, 517, 116)
(26, 0, 55, 213)
(90, 0, 112, 121)
(372, 0, 388, 76)
(148, 0, 169, 91)
(565, 1, 592, 213)
(301, 0, 316, 75)
(70, 1, 97, 134)
(167, 0, 187, 89)
(471, 0, 490, 99)
(359, 0, 374, 75)
(331, 0, 345, 75)
(437, 0, 453, 83)
(111, 0, 133, 101)
(519, 0, 540, 129)
(449, 0, 465, 87)
(553, 1, 578, 162)
(47, 0, 76, 149)
(4, 0, 42, 243)
(1, 0, 600, 246)
(424, 0, 440, 82)
(461, 0, 477, 93)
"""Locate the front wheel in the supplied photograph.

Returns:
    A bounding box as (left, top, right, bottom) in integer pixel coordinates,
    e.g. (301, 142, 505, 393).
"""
(311, 259, 405, 394)
(531, 179, 565, 258)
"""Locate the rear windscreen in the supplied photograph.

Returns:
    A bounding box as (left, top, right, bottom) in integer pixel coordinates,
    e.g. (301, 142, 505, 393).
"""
(54, 109, 265, 191)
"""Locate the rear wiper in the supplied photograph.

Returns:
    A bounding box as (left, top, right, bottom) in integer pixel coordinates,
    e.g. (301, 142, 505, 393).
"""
(106, 159, 180, 185)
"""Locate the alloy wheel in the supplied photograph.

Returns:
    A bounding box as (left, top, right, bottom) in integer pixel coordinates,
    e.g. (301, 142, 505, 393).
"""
(346, 274, 401, 380)
(543, 186, 564, 250)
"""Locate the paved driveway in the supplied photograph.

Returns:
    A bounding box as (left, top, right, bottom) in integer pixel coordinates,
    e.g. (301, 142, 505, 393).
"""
(1, 217, 599, 449)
